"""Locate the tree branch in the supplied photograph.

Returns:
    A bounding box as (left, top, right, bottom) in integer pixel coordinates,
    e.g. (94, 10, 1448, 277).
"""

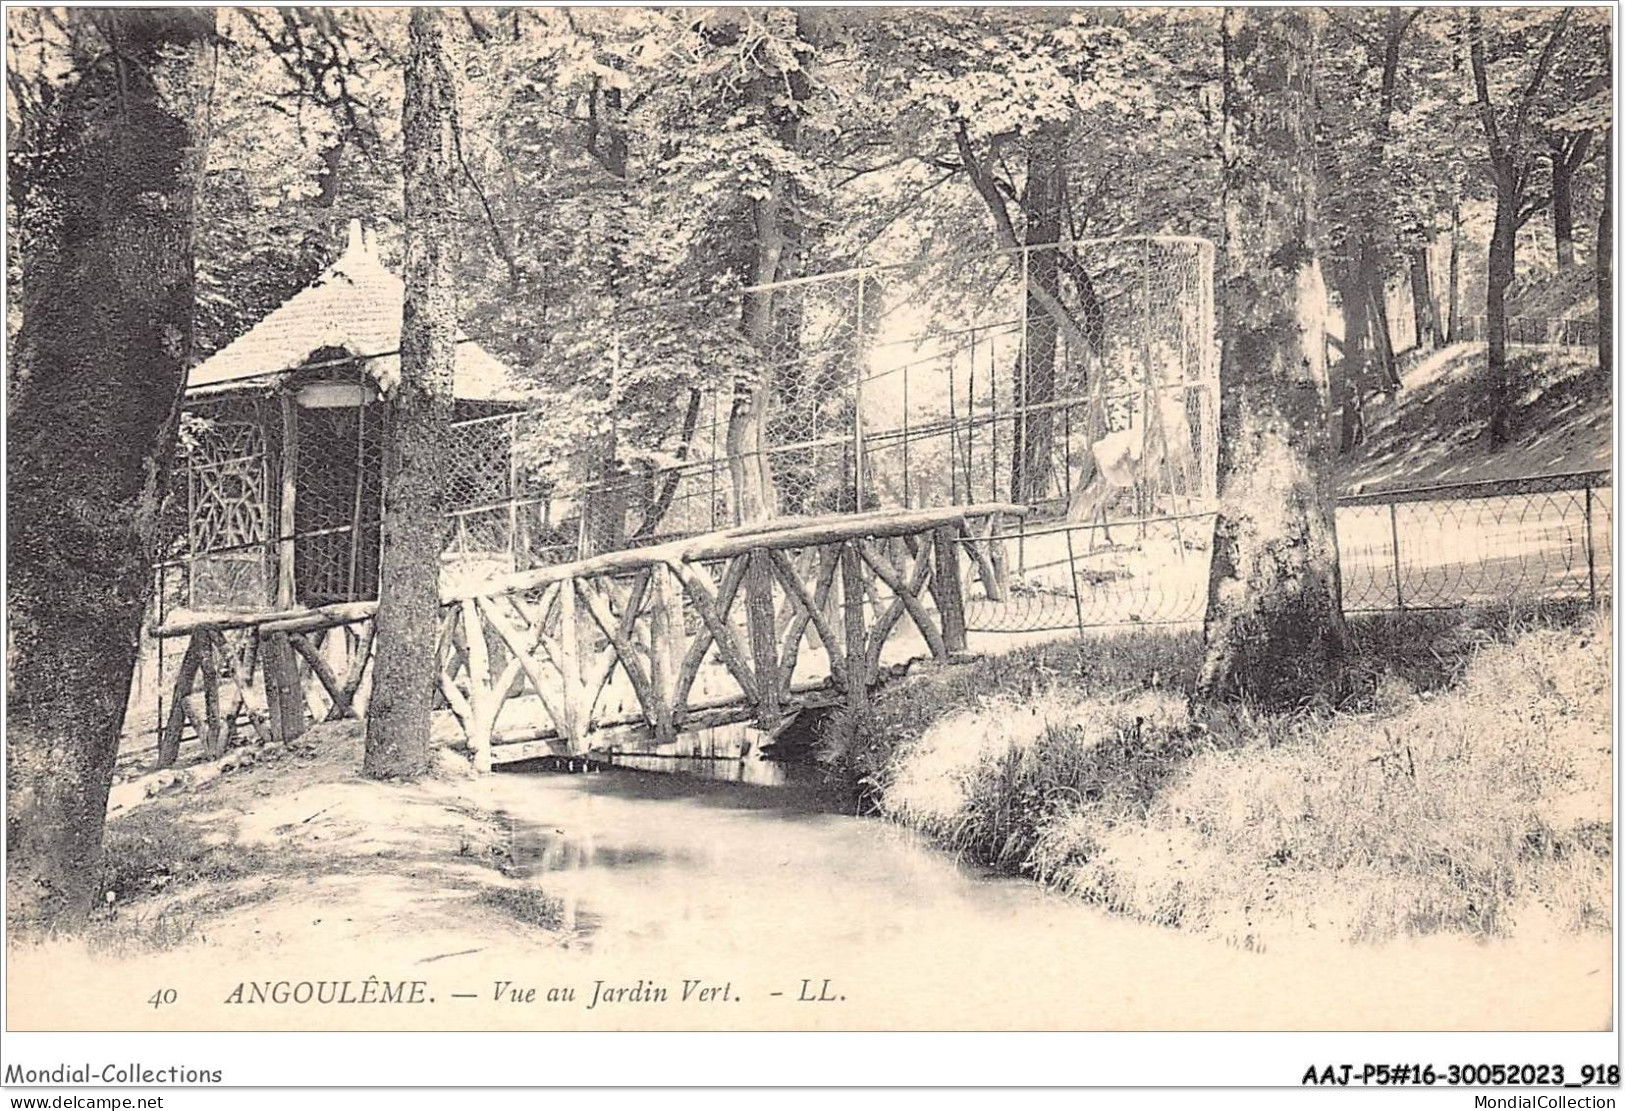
(951, 121, 1099, 359)
(632, 389, 703, 540)
(855, 171, 954, 253)
(461, 7, 492, 44)
(450, 101, 522, 285)
(1052, 251, 1106, 356)
(1510, 9, 1573, 149)
(1468, 12, 1508, 181)
(834, 154, 925, 187)
(953, 120, 1020, 248)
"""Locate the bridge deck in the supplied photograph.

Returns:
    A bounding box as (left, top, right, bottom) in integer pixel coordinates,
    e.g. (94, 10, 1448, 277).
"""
(153, 503, 1024, 768)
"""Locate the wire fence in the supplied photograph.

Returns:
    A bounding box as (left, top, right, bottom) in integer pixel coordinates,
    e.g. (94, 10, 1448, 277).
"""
(1452, 314, 1601, 351)
(961, 470, 1613, 635)
(162, 235, 1220, 602)
(546, 235, 1220, 557)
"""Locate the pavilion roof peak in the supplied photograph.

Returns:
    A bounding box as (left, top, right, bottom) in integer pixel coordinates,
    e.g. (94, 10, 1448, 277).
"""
(342, 218, 384, 265)
(186, 221, 527, 404)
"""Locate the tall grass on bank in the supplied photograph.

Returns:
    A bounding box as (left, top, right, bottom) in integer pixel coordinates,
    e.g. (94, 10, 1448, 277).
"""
(826, 603, 1610, 945)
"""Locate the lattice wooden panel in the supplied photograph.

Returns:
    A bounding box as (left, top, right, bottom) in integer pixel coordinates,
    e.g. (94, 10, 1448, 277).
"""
(189, 420, 268, 554)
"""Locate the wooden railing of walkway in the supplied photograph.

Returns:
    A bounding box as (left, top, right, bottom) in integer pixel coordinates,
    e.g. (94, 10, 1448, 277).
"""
(153, 503, 1022, 769)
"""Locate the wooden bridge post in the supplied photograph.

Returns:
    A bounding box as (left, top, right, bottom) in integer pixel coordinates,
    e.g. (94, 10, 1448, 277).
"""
(929, 524, 967, 654)
(461, 599, 494, 772)
(558, 577, 584, 750)
(840, 540, 870, 714)
(158, 635, 204, 767)
(745, 547, 783, 729)
(986, 512, 1010, 601)
(260, 631, 308, 743)
(647, 561, 681, 744)
(217, 629, 273, 745)
(195, 631, 225, 757)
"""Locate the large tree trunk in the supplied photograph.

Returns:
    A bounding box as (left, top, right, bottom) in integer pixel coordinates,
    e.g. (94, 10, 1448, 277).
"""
(1467, 8, 1570, 447)
(1365, 262, 1401, 392)
(1549, 135, 1590, 272)
(1341, 7, 1411, 394)
(1010, 130, 1064, 504)
(1485, 193, 1518, 446)
(364, 9, 458, 778)
(727, 177, 787, 523)
(1332, 266, 1370, 453)
(1408, 245, 1438, 351)
(1196, 8, 1349, 707)
(6, 9, 216, 927)
(721, 18, 815, 525)
(579, 83, 631, 555)
(1445, 199, 1461, 343)
(1599, 128, 1612, 374)
(1552, 157, 1576, 272)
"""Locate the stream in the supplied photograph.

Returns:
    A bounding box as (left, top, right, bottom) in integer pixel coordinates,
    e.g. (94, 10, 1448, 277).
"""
(470, 755, 1611, 1030)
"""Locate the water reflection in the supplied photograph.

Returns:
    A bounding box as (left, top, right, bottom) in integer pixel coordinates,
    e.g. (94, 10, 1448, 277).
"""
(603, 752, 821, 788)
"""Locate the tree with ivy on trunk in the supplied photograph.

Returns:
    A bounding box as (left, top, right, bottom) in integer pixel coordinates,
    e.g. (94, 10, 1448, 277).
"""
(363, 7, 459, 778)
(6, 8, 217, 927)
(718, 12, 815, 524)
(1195, 8, 1349, 707)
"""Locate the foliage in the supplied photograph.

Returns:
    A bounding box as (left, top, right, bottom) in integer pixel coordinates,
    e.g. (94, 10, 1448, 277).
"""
(7, 7, 1609, 466)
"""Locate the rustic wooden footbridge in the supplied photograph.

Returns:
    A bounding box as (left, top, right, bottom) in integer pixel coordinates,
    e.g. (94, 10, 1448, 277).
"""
(154, 504, 1022, 769)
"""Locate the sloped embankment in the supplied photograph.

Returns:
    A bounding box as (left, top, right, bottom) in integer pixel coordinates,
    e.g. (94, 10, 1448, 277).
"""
(1338, 343, 1611, 493)
(846, 606, 1612, 949)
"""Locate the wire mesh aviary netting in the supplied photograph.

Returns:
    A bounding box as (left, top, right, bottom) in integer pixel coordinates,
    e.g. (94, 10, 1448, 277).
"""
(544, 234, 1222, 559)
(157, 232, 1610, 641)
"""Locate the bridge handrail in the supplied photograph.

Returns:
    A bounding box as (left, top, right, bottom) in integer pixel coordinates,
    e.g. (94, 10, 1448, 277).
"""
(154, 502, 1026, 638)
(442, 501, 1025, 601)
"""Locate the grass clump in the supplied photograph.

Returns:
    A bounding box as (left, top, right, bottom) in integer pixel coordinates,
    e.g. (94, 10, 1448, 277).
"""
(474, 885, 566, 931)
(97, 808, 266, 905)
(13, 808, 276, 954)
(83, 905, 203, 956)
(823, 626, 1201, 805)
(839, 603, 1611, 947)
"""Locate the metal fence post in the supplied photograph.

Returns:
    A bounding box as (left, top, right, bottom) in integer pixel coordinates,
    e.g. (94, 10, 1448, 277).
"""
(854, 270, 866, 513)
(1064, 526, 1086, 639)
(1062, 400, 1072, 504)
(967, 329, 977, 502)
(155, 561, 166, 754)
(902, 359, 911, 508)
(990, 332, 999, 504)
(185, 460, 197, 609)
(1018, 243, 1030, 504)
(506, 412, 520, 571)
(1584, 478, 1597, 606)
(1389, 501, 1405, 611)
(710, 390, 720, 531)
